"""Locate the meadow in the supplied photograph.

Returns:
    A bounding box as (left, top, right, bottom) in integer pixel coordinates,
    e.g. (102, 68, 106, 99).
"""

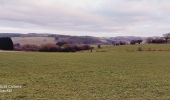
(0, 44, 170, 100)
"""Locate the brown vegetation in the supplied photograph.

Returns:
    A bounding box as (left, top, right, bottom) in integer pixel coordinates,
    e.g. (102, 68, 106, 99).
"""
(14, 43, 92, 52)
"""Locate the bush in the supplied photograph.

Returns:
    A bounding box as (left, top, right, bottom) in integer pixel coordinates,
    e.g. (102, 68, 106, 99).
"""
(151, 39, 166, 44)
(14, 43, 92, 52)
(14, 43, 21, 50)
(146, 38, 166, 44)
(40, 44, 92, 52)
(17, 44, 40, 51)
(137, 47, 143, 51)
(61, 44, 92, 52)
(97, 44, 101, 49)
(112, 41, 127, 46)
(56, 41, 67, 46)
(77, 45, 91, 50)
(39, 44, 60, 52)
(61, 44, 77, 52)
(130, 40, 143, 45)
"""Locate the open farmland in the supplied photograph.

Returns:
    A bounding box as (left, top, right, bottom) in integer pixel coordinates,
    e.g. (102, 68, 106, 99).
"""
(12, 37, 56, 46)
(0, 44, 170, 99)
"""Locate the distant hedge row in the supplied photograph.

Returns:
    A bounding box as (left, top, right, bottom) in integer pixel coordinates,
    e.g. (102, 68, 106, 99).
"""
(14, 43, 93, 52)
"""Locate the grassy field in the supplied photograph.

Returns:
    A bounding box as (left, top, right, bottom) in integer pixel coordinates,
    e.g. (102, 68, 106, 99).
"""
(12, 37, 56, 46)
(0, 44, 170, 99)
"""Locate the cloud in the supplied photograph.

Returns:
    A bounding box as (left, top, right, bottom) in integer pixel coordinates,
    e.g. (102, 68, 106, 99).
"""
(0, 0, 170, 36)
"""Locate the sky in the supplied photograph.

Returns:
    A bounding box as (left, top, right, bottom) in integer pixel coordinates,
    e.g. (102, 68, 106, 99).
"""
(0, 0, 170, 37)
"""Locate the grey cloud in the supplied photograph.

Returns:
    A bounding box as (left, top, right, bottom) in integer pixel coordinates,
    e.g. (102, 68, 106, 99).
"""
(0, 0, 170, 36)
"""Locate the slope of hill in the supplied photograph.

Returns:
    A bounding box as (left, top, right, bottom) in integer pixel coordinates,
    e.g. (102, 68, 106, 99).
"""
(0, 33, 144, 45)
(107, 36, 143, 43)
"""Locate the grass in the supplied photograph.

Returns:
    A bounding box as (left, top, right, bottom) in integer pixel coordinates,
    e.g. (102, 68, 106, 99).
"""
(0, 44, 170, 99)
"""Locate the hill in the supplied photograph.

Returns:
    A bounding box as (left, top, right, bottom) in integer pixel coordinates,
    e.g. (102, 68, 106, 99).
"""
(0, 33, 144, 45)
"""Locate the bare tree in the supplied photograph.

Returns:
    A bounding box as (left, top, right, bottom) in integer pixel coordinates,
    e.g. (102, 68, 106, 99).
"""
(163, 33, 170, 43)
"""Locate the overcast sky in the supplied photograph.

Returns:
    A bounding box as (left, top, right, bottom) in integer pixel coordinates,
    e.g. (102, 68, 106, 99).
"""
(0, 0, 170, 37)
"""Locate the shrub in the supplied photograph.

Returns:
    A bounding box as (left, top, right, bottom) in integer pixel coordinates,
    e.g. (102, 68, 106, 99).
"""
(130, 40, 143, 45)
(61, 44, 77, 52)
(56, 41, 67, 46)
(137, 47, 143, 51)
(18, 44, 40, 51)
(14, 43, 92, 52)
(146, 38, 166, 44)
(61, 44, 92, 52)
(39, 44, 60, 52)
(119, 41, 126, 45)
(39, 44, 92, 52)
(97, 44, 101, 49)
(14, 43, 21, 50)
(77, 45, 91, 50)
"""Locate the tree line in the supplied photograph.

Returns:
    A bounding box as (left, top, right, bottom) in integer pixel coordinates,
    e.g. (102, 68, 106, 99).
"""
(146, 33, 170, 44)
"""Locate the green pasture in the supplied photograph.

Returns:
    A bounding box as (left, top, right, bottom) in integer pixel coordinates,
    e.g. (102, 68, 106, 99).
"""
(0, 44, 170, 100)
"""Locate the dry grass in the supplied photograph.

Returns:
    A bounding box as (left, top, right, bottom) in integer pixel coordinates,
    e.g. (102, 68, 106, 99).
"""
(12, 37, 56, 46)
